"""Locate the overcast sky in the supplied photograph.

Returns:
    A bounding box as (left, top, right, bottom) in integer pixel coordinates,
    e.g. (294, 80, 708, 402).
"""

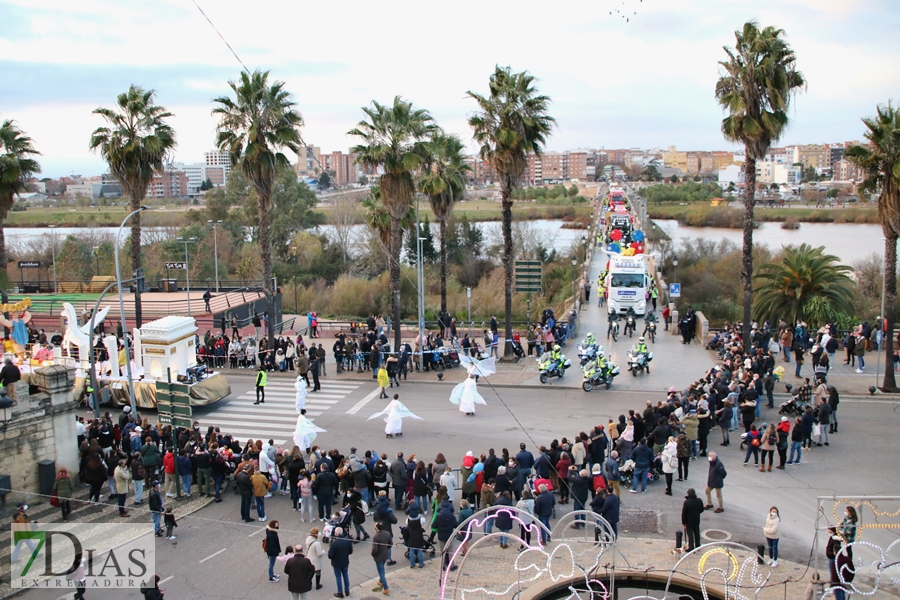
(2, 0, 898, 178)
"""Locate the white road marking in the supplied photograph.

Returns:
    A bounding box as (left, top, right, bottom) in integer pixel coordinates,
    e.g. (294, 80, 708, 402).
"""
(159, 575, 174, 584)
(345, 388, 381, 415)
(198, 548, 227, 563)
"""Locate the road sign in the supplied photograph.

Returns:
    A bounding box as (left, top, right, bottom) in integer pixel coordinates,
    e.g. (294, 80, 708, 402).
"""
(165, 262, 187, 270)
(669, 283, 681, 298)
(514, 260, 542, 294)
(17, 261, 41, 268)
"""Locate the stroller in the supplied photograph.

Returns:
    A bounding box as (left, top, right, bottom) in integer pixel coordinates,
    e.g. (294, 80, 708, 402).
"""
(779, 396, 806, 418)
(525, 475, 557, 518)
(618, 458, 660, 487)
(401, 526, 437, 559)
(322, 506, 352, 543)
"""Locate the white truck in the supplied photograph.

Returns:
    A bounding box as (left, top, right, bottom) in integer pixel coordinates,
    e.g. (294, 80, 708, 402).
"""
(605, 253, 650, 316)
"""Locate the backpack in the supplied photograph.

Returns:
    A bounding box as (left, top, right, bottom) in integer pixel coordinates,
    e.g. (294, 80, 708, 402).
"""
(262, 538, 267, 552)
(751, 434, 761, 447)
(767, 433, 777, 446)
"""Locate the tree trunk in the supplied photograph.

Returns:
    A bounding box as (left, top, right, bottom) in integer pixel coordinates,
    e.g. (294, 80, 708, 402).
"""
(741, 157, 757, 345)
(258, 191, 276, 345)
(439, 219, 447, 314)
(882, 229, 898, 391)
(390, 216, 402, 352)
(0, 225, 6, 282)
(130, 193, 143, 328)
(501, 178, 514, 358)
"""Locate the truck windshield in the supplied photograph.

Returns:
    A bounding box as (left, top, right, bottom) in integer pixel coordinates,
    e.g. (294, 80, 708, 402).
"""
(610, 273, 644, 288)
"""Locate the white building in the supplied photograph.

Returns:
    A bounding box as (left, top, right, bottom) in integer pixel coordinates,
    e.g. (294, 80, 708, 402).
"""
(718, 164, 744, 185)
(204, 150, 232, 180)
(66, 182, 102, 199)
(14, 192, 48, 204)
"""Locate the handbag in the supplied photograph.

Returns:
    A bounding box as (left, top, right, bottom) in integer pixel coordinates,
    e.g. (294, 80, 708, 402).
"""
(811, 423, 821, 437)
(50, 493, 60, 508)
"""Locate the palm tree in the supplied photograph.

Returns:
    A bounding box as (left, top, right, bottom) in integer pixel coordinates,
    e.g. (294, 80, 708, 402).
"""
(90, 85, 176, 327)
(419, 131, 471, 313)
(753, 243, 854, 327)
(468, 67, 555, 354)
(212, 70, 302, 343)
(846, 102, 900, 390)
(349, 97, 436, 351)
(0, 120, 41, 279)
(715, 22, 804, 344)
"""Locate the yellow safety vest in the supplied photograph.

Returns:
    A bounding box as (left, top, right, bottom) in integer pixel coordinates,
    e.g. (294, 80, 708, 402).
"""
(256, 371, 267, 387)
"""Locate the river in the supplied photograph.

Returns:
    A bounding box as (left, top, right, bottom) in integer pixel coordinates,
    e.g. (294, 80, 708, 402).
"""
(5, 219, 589, 255)
(653, 219, 883, 265)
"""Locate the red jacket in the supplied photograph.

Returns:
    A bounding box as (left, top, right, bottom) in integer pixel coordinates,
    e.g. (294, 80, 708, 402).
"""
(163, 452, 176, 474)
(556, 456, 572, 480)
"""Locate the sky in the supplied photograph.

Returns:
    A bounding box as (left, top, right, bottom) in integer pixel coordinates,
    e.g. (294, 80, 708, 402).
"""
(1, 0, 898, 178)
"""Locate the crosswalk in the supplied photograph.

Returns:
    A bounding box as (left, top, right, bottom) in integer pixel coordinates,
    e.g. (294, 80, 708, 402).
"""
(203, 380, 362, 446)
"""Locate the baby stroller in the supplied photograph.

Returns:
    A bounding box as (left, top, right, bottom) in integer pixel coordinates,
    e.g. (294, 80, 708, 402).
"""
(438, 347, 461, 368)
(526, 475, 557, 518)
(400, 526, 437, 559)
(322, 506, 352, 543)
(779, 397, 805, 418)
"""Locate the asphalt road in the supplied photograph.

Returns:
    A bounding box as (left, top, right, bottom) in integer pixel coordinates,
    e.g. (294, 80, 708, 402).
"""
(18, 374, 900, 600)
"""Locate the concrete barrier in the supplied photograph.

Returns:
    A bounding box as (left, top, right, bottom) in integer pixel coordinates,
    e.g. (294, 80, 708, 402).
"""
(695, 311, 710, 343)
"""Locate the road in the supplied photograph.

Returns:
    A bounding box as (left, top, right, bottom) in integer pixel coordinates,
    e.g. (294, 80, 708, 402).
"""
(19, 372, 900, 600)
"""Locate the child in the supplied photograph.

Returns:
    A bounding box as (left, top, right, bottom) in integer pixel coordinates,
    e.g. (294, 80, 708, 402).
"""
(377, 365, 389, 399)
(164, 506, 177, 539)
(276, 545, 295, 564)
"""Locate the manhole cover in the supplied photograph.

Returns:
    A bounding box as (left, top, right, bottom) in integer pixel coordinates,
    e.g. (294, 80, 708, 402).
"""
(701, 528, 732, 542)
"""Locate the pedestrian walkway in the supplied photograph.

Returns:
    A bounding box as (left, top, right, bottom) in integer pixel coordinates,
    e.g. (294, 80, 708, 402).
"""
(201, 380, 362, 445)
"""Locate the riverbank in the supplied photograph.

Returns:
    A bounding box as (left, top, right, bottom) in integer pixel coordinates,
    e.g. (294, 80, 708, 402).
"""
(648, 203, 879, 228)
(5, 200, 592, 228)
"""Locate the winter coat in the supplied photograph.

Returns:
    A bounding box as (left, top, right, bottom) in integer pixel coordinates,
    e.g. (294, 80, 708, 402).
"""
(661, 442, 678, 474)
(555, 455, 572, 480)
(390, 459, 408, 488)
(327, 535, 353, 568)
(593, 493, 620, 526)
(707, 458, 727, 489)
(114, 466, 132, 495)
(631, 444, 654, 470)
(371, 529, 392, 563)
(567, 472, 591, 505)
(140, 444, 161, 468)
(305, 535, 326, 571)
(283, 553, 315, 594)
(515, 497, 535, 525)
(764, 513, 780, 539)
(53, 475, 74, 500)
(435, 501, 458, 542)
(405, 515, 427, 549)
(682, 496, 705, 527)
(494, 493, 513, 531)
(251, 472, 271, 497)
(680, 414, 699, 441)
(534, 490, 555, 519)
(265, 526, 282, 557)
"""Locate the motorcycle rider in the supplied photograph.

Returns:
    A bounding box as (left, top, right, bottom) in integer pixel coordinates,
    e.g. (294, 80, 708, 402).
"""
(624, 307, 637, 335)
(642, 312, 658, 337)
(583, 332, 596, 349)
(607, 311, 619, 339)
(594, 351, 610, 378)
(549, 344, 563, 372)
(634, 337, 649, 356)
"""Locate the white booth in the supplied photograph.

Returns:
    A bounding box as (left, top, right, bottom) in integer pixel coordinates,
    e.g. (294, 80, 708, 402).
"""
(137, 316, 198, 381)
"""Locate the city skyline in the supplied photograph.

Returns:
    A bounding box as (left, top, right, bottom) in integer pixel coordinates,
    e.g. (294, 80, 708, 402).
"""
(2, 0, 897, 178)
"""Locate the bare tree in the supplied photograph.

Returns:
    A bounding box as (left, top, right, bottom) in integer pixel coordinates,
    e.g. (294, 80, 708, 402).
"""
(325, 199, 362, 263)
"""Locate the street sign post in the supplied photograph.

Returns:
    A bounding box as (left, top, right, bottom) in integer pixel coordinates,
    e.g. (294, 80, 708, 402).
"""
(669, 283, 681, 298)
(514, 261, 542, 294)
(165, 262, 187, 270)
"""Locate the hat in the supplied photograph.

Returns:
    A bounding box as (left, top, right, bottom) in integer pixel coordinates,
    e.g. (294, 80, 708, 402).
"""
(668, 386, 676, 393)
(134, 427, 143, 433)
(123, 406, 131, 413)
(781, 416, 789, 422)
(407, 502, 420, 520)
(152, 480, 160, 487)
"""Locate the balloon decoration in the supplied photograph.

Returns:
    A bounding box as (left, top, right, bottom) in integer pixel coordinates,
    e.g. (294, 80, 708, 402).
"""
(632, 230, 645, 242)
(622, 247, 635, 256)
(607, 242, 621, 254)
(632, 242, 645, 254)
(466, 462, 485, 483)
(609, 229, 623, 242)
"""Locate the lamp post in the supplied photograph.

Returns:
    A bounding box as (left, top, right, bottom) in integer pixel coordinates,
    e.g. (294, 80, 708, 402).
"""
(176, 237, 198, 316)
(672, 255, 679, 285)
(571, 254, 578, 302)
(415, 198, 425, 373)
(876, 237, 887, 387)
(49, 225, 58, 294)
(114, 206, 151, 416)
(207, 220, 222, 293)
(290, 246, 299, 314)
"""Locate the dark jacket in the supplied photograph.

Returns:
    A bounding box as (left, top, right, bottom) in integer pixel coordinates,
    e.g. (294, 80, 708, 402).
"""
(533, 452, 552, 479)
(371, 529, 392, 563)
(567, 472, 591, 505)
(435, 501, 458, 542)
(494, 473, 512, 496)
(707, 458, 727, 489)
(148, 489, 162, 513)
(140, 444, 161, 467)
(682, 495, 705, 527)
(631, 443, 654, 469)
(284, 554, 315, 593)
(534, 490, 555, 519)
(235, 471, 253, 497)
(327, 535, 353, 568)
(515, 450, 535, 469)
(494, 494, 513, 531)
(390, 459, 408, 488)
(405, 515, 427, 549)
(313, 470, 338, 498)
(265, 527, 281, 557)
(592, 493, 620, 526)
(604, 457, 620, 482)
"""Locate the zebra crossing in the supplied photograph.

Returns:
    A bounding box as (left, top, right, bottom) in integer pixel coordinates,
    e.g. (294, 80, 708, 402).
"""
(203, 380, 362, 446)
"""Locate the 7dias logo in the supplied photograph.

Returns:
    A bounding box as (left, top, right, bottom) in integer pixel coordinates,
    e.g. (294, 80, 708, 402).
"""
(11, 523, 156, 589)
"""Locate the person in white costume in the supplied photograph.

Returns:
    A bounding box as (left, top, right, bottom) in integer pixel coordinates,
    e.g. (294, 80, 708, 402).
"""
(294, 375, 308, 413)
(292, 409, 326, 452)
(449, 355, 496, 416)
(368, 393, 422, 438)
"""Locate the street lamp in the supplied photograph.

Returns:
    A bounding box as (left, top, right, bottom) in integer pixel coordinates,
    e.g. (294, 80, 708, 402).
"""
(290, 246, 299, 314)
(571, 254, 578, 303)
(672, 255, 679, 285)
(49, 225, 58, 294)
(114, 206, 151, 416)
(176, 236, 198, 317)
(207, 220, 223, 293)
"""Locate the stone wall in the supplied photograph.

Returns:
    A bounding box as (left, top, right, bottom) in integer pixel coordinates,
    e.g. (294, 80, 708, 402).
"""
(0, 366, 78, 504)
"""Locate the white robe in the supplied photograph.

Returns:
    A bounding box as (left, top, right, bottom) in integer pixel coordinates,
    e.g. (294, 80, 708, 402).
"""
(294, 377, 307, 413)
(449, 377, 486, 414)
(368, 400, 422, 435)
(292, 414, 326, 450)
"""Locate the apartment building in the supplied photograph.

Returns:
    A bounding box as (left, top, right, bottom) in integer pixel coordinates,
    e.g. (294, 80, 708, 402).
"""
(685, 152, 701, 174)
(833, 159, 863, 182)
(318, 151, 358, 186)
(147, 170, 188, 198)
(663, 146, 688, 173)
(791, 144, 830, 173)
(204, 150, 232, 180)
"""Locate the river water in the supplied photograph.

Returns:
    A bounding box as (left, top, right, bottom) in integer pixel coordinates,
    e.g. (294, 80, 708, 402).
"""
(5, 219, 590, 255)
(653, 219, 883, 265)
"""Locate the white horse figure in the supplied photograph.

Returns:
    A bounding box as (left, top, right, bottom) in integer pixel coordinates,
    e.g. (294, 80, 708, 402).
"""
(61, 302, 110, 366)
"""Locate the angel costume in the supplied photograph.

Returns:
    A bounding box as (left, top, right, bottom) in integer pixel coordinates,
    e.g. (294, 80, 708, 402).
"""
(368, 398, 422, 437)
(292, 414, 326, 451)
(294, 376, 308, 413)
(449, 356, 496, 415)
